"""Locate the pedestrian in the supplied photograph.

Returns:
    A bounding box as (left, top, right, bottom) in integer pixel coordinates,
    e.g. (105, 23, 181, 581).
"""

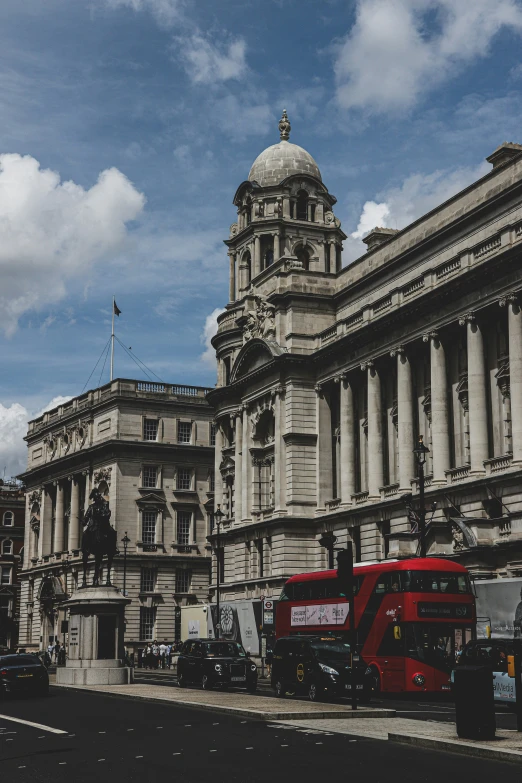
(47, 642, 54, 660)
(159, 642, 167, 669)
(54, 640, 61, 664)
(166, 643, 172, 669)
(152, 640, 160, 670)
(145, 643, 152, 669)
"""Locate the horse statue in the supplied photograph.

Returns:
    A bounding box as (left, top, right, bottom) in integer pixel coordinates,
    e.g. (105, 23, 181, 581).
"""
(81, 488, 118, 587)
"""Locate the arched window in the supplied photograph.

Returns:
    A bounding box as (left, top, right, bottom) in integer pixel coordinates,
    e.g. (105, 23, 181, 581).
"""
(296, 190, 308, 221)
(242, 250, 252, 287)
(295, 245, 310, 270)
(1, 539, 12, 555)
(3, 511, 14, 527)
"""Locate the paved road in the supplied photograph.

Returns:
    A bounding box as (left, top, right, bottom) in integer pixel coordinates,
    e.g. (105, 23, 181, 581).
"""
(0, 688, 515, 781)
(133, 669, 518, 729)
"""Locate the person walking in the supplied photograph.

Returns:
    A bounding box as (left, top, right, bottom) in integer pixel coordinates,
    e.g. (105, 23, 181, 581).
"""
(159, 642, 167, 669)
(166, 643, 172, 669)
(152, 640, 160, 670)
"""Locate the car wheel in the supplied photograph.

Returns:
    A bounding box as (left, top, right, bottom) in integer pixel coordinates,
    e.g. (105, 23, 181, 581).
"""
(370, 667, 381, 694)
(201, 674, 212, 690)
(247, 682, 257, 694)
(177, 673, 186, 688)
(275, 680, 285, 698)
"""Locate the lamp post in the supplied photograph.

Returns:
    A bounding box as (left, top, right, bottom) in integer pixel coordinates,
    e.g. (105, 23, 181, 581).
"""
(213, 505, 224, 639)
(413, 435, 430, 558)
(121, 532, 130, 597)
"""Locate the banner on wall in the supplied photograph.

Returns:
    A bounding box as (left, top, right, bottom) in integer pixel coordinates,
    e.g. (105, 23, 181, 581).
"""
(291, 603, 349, 627)
(475, 578, 522, 638)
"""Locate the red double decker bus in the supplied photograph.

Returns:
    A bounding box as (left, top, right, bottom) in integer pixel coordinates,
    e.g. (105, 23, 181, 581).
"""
(276, 558, 475, 693)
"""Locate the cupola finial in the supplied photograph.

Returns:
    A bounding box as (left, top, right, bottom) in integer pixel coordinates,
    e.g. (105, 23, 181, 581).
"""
(278, 109, 291, 141)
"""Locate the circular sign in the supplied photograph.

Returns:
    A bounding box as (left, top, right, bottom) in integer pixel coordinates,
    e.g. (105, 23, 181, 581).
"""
(264, 600, 274, 610)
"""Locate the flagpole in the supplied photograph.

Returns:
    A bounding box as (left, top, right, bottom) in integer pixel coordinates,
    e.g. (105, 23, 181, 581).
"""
(110, 295, 115, 382)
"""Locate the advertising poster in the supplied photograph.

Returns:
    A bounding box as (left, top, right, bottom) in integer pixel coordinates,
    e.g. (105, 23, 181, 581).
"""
(290, 603, 349, 627)
(208, 601, 260, 655)
(474, 578, 522, 638)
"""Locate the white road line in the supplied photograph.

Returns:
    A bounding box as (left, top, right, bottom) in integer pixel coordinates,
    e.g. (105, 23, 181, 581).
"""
(0, 715, 67, 735)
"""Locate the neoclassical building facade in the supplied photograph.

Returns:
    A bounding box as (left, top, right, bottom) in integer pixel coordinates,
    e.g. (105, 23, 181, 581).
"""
(18, 379, 215, 652)
(209, 113, 522, 602)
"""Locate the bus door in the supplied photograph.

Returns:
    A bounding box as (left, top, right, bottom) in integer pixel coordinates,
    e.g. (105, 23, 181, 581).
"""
(378, 623, 405, 691)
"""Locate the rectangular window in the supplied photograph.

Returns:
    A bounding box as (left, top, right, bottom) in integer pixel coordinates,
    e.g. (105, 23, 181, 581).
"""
(142, 511, 157, 544)
(140, 567, 156, 593)
(175, 570, 191, 594)
(142, 465, 158, 488)
(177, 468, 192, 491)
(210, 423, 216, 446)
(177, 511, 191, 546)
(139, 607, 156, 640)
(178, 421, 192, 444)
(0, 567, 12, 585)
(143, 419, 159, 441)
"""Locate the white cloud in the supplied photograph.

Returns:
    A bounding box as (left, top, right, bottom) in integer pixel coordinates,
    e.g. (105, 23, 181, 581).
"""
(0, 395, 72, 479)
(344, 160, 489, 261)
(200, 307, 225, 370)
(334, 0, 522, 113)
(177, 36, 248, 84)
(0, 154, 145, 336)
(101, 0, 183, 27)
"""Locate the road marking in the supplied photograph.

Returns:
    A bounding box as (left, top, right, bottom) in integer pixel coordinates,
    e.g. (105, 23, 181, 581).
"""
(173, 752, 182, 755)
(315, 742, 323, 745)
(281, 744, 288, 747)
(59, 762, 67, 765)
(245, 747, 253, 750)
(98, 731, 106, 734)
(136, 755, 143, 758)
(209, 749, 217, 753)
(0, 714, 67, 735)
(18, 766, 26, 769)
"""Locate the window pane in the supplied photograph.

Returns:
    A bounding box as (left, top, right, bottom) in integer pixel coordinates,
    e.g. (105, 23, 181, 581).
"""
(178, 422, 192, 443)
(1, 567, 11, 585)
(142, 511, 157, 544)
(142, 466, 157, 488)
(177, 512, 191, 545)
(143, 419, 158, 441)
(139, 607, 156, 640)
(176, 570, 191, 593)
(210, 423, 216, 446)
(177, 469, 192, 490)
(2, 540, 12, 555)
(3, 511, 14, 526)
(140, 567, 156, 592)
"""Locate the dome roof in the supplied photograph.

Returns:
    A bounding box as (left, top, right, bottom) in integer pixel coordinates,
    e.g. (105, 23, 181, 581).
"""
(248, 110, 322, 187)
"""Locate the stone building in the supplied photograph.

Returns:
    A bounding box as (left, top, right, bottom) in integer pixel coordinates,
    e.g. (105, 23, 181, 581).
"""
(0, 478, 25, 651)
(209, 112, 522, 603)
(18, 378, 215, 654)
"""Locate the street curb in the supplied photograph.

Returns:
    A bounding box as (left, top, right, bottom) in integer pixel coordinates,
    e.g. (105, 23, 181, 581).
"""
(389, 732, 522, 764)
(51, 684, 395, 721)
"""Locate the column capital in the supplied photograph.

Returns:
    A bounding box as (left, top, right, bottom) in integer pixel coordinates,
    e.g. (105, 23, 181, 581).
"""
(499, 292, 520, 307)
(270, 384, 285, 399)
(458, 311, 476, 326)
(422, 331, 438, 343)
(360, 360, 374, 371)
(390, 345, 405, 357)
(334, 372, 348, 384)
(314, 383, 324, 397)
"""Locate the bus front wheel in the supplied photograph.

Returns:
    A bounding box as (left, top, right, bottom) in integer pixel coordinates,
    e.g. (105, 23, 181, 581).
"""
(370, 667, 381, 694)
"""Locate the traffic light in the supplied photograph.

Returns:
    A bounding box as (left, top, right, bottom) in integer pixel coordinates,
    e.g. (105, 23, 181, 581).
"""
(318, 532, 337, 569)
(337, 544, 353, 597)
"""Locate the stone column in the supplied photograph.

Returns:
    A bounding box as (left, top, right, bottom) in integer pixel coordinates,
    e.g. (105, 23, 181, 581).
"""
(234, 411, 242, 523)
(283, 197, 290, 219)
(363, 361, 383, 498)
(392, 346, 415, 491)
(273, 386, 286, 513)
(54, 480, 65, 553)
(69, 476, 81, 551)
(316, 386, 333, 511)
(330, 243, 337, 273)
(214, 423, 224, 514)
(460, 312, 488, 473)
(241, 406, 251, 522)
(40, 487, 53, 557)
(274, 233, 280, 262)
(228, 253, 235, 302)
(338, 375, 355, 504)
(503, 295, 522, 462)
(253, 236, 261, 278)
(423, 331, 450, 483)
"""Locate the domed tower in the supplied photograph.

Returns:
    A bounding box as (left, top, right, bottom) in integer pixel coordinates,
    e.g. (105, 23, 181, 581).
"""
(225, 110, 346, 302)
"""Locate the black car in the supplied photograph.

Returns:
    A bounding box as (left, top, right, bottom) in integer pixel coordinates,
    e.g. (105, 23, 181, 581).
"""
(271, 636, 373, 702)
(0, 654, 49, 697)
(177, 638, 258, 692)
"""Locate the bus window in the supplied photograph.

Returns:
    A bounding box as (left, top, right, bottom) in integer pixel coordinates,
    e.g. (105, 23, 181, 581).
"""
(280, 576, 364, 602)
(407, 572, 471, 594)
(374, 572, 402, 594)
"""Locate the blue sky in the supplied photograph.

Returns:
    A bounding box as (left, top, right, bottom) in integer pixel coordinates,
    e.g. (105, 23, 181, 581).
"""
(3, 0, 522, 475)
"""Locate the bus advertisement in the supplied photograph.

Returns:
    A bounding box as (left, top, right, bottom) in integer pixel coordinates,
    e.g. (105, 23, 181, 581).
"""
(276, 557, 475, 694)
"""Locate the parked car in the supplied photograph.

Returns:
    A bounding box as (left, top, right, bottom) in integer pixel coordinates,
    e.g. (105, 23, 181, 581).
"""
(177, 638, 258, 692)
(0, 654, 50, 697)
(453, 639, 516, 705)
(271, 635, 373, 702)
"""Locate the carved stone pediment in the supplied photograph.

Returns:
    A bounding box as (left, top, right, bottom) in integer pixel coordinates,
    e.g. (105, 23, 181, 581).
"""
(231, 338, 286, 383)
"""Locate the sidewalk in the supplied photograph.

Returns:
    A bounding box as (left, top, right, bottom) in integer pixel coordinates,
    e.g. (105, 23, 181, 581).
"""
(280, 716, 522, 764)
(51, 681, 395, 722)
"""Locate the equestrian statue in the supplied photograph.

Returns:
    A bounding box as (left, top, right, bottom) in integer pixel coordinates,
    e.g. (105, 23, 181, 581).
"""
(81, 487, 118, 587)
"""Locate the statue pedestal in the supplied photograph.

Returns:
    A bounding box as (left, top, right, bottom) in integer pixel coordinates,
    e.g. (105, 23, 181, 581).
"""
(56, 585, 132, 686)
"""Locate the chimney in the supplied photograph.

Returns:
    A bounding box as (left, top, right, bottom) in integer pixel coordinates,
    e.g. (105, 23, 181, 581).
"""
(486, 142, 522, 169)
(362, 227, 399, 251)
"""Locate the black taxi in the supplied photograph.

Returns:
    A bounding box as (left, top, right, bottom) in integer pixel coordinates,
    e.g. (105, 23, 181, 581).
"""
(271, 635, 373, 702)
(177, 638, 258, 692)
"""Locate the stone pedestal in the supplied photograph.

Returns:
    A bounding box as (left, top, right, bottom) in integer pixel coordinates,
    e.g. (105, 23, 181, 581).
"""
(56, 585, 131, 686)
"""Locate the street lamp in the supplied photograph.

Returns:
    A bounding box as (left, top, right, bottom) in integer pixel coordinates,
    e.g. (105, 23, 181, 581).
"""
(213, 505, 225, 639)
(413, 435, 430, 559)
(121, 532, 130, 597)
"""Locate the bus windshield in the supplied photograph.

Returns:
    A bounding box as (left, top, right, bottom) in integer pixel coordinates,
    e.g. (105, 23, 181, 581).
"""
(406, 624, 470, 671)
